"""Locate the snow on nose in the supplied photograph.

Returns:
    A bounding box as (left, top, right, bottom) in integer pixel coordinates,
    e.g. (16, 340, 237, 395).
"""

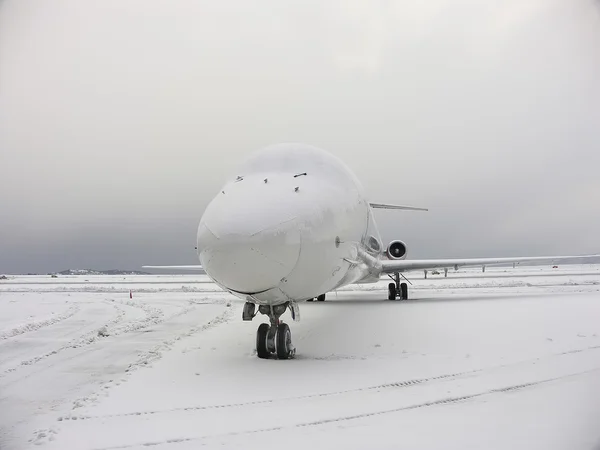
(196, 177, 304, 293)
(197, 222, 301, 294)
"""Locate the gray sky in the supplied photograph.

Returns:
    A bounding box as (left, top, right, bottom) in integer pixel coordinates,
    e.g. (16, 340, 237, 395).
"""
(1, 0, 599, 274)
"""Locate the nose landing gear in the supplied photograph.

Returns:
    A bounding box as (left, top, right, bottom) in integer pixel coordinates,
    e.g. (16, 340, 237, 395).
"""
(247, 302, 296, 359)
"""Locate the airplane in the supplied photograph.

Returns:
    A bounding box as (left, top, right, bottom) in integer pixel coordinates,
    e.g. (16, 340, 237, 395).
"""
(144, 143, 599, 360)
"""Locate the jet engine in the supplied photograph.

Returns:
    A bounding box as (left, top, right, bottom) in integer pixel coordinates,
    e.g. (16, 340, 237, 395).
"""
(386, 240, 407, 260)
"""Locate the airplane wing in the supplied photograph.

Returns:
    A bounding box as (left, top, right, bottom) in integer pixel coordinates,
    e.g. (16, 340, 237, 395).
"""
(370, 203, 428, 212)
(381, 254, 600, 273)
(142, 265, 203, 271)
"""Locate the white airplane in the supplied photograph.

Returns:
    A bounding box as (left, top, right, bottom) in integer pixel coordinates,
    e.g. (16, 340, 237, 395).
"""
(145, 143, 598, 360)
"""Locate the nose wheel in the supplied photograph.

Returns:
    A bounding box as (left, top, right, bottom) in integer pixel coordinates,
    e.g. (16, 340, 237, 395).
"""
(256, 323, 270, 359)
(275, 323, 293, 359)
(252, 303, 296, 359)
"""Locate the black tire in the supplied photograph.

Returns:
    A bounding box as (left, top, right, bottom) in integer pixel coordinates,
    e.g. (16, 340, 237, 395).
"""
(400, 282, 408, 300)
(317, 294, 326, 302)
(388, 282, 397, 300)
(256, 323, 270, 359)
(276, 323, 292, 359)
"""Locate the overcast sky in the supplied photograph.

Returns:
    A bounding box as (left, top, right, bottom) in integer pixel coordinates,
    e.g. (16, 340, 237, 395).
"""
(1, 0, 599, 274)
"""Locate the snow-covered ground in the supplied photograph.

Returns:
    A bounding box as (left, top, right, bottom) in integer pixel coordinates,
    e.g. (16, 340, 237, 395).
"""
(1, 265, 600, 450)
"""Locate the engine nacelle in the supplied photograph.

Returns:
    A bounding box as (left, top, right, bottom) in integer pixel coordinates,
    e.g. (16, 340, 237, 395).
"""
(386, 240, 407, 260)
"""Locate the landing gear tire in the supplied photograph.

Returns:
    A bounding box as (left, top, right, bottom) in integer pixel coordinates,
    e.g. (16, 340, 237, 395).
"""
(400, 282, 408, 300)
(253, 303, 296, 359)
(317, 294, 326, 302)
(388, 282, 397, 300)
(256, 323, 270, 359)
(275, 323, 294, 359)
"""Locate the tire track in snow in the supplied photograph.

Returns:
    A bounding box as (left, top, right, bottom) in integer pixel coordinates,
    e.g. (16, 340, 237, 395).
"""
(122, 306, 234, 375)
(61, 343, 600, 422)
(282, 370, 600, 431)
(59, 367, 481, 421)
(22, 303, 235, 449)
(67, 305, 236, 411)
(558, 344, 600, 356)
(1, 295, 186, 377)
(70, 296, 221, 338)
(1, 300, 125, 378)
(102, 298, 163, 337)
(91, 369, 600, 450)
(0, 305, 80, 340)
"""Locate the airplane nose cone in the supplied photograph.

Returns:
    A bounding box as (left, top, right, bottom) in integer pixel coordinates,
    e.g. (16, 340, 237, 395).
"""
(197, 223, 301, 293)
(196, 182, 302, 293)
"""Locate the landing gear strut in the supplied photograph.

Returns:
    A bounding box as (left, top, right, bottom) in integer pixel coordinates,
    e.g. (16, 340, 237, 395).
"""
(246, 302, 296, 359)
(387, 272, 409, 300)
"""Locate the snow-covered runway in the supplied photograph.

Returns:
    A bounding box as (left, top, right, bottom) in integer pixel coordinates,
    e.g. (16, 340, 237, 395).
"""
(1, 266, 600, 450)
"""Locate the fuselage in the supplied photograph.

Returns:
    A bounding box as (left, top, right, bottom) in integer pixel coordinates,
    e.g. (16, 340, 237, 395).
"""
(197, 143, 384, 305)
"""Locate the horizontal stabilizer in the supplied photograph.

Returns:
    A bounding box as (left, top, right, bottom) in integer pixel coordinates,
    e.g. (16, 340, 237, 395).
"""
(142, 265, 203, 271)
(370, 203, 428, 212)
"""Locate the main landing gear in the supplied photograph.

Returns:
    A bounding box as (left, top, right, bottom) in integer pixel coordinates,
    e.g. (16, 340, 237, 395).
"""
(388, 272, 409, 300)
(243, 301, 296, 359)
